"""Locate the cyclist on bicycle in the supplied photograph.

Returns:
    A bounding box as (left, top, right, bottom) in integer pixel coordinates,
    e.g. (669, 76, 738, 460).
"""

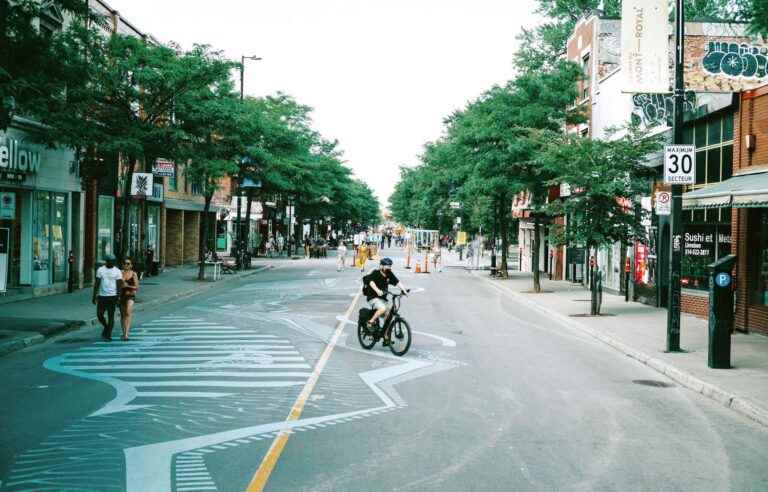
(363, 257, 407, 345)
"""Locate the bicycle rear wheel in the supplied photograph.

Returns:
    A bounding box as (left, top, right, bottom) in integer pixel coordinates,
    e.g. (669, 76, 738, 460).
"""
(358, 320, 376, 350)
(388, 318, 412, 356)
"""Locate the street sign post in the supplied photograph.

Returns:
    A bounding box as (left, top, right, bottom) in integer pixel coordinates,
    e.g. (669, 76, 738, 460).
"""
(664, 145, 696, 185)
(667, 0, 686, 353)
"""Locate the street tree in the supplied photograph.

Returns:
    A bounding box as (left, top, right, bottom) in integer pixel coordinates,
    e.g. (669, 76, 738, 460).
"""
(34, 27, 234, 261)
(536, 126, 663, 314)
(175, 76, 241, 280)
(0, 0, 96, 129)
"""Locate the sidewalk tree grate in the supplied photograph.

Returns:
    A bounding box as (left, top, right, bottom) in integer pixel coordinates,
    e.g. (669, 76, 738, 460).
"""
(632, 379, 674, 388)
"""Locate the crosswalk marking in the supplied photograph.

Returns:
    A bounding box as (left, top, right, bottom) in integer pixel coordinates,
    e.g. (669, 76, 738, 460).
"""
(61, 363, 312, 370)
(50, 315, 313, 408)
(61, 356, 305, 363)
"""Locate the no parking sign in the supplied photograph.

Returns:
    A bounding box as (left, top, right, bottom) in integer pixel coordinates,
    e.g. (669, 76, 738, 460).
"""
(655, 191, 671, 216)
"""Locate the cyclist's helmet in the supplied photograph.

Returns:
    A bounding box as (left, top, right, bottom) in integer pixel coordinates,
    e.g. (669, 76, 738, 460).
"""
(380, 257, 393, 266)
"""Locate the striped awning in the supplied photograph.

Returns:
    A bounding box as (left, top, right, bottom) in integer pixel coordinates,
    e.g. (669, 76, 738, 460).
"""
(683, 171, 768, 210)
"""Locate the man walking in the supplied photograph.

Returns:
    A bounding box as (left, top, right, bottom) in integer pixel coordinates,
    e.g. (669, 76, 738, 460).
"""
(92, 254, 122, 341)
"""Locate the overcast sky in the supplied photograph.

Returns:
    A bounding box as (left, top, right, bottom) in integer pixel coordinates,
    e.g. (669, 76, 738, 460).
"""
(106, 0, 539, 207)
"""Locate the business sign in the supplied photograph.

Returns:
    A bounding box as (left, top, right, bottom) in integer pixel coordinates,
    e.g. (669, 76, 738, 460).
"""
(449, 202, 462, 210)
(0, 192, 15, 219)
(664, 145, 696, 184)
(131, 173, 153, 197)
(634, 243, 648, 284)
(152, 158, 175, 177)
(621, 0, 670, 93)
(0, 136, 42, 175)
(0, 228, 8, 293)
(655, 191, 671, 215)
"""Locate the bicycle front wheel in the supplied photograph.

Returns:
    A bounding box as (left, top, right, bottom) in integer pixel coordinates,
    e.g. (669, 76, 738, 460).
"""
(388, 318, 412, 356)
(358, 321, 376, 350)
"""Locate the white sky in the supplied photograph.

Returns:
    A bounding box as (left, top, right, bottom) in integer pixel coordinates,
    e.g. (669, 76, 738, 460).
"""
(105, 0, 539, 207)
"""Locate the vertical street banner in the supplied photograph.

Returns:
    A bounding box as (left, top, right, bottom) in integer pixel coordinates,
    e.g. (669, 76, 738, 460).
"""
(621, 0, 670, 93)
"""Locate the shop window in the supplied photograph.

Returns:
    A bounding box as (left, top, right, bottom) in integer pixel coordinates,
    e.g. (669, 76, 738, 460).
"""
(168, 164, 178, 191)
(723, 113, 734, 141)
(147, 205, 161, 261)
(756, 211, 768, 305)
(695, 120, 707, 148)
(695, 151, 706, 185)
(51, 194, 67, 284)
(682, 212, 731, 291)
(708, 116, 722, 146)
(707, 148, 721, 182)
(722, 145, 733, 180)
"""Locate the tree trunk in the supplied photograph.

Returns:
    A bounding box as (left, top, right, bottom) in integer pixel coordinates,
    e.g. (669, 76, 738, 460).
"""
(589, 243, 599, 315)
(499, 200, 509, 279)
(198, 194, 212, 281)
(243, 192, 253, 269)
(532, 215, 541, 293)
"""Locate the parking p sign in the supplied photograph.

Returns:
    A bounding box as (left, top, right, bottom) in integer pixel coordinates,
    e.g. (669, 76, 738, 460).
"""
(664, 145, 695, 184)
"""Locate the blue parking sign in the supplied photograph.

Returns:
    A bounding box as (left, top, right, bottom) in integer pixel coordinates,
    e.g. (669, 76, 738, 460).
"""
(715, 272, 731, 288)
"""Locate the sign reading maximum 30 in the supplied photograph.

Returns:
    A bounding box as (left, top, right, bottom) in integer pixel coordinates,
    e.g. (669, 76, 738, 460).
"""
(664, 145, 696, 185)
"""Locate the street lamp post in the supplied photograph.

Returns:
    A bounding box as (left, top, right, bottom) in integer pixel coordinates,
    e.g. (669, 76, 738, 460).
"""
(667, 0, 684, 352)
(234, 55, 262, 269)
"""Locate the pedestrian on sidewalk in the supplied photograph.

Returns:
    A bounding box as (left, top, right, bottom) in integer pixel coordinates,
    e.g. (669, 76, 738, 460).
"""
(119, 258, 139, 341)
(337, 241, 347, 271)
(92, 254, 122, 341)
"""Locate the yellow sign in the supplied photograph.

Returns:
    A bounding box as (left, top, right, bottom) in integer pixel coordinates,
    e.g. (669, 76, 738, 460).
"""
(456, 231, 467, 246)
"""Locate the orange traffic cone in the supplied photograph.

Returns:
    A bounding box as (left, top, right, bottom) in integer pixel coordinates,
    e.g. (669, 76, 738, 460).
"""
(415, 262, 421, 273)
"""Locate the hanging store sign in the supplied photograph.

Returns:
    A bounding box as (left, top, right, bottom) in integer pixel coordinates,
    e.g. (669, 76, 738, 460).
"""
(621, 0, 670, 93)
(0, 228, 8, 293)
(0, 192, 15, 219)
(152, 158, 176, 177)
(131, 173, 153, 197)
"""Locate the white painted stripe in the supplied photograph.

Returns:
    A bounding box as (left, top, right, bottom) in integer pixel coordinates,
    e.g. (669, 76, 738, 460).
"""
(135, 392, 232, 398)
(176, 472, 211, 477)
(176, 487, 217, 492)
(70, 350, 300, 356)
(64, 363, 312, 369)
(176, 465, 206, 470)
(62, 356, 305, 363)
(77, 346, 296, 353)
(132, 381, 306, 388)
(105, 372, 312, 378)
(91, 341, 291, 347)
(145, 319, 206, 323)
(125, 335, 281, 340)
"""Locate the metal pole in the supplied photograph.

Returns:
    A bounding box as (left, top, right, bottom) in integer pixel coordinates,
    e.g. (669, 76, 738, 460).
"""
(235, 57, 245, 268)
(667, 0, 684, 352)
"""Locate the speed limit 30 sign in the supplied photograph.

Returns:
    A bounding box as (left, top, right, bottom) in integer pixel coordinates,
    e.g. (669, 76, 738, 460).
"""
(664, 145, 696, 184)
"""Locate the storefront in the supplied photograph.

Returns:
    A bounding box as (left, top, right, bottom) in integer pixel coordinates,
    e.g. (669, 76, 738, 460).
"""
(0, 126, 82, 295)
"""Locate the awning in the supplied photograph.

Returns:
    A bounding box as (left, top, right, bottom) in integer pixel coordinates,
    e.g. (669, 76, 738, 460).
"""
(164, 198, 206, 212)
(683, 171, 768, 209)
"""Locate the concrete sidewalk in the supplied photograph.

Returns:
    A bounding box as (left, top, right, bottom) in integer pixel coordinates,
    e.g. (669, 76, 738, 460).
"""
(0, 259, 278, 356)
(471, 264, 768, 427)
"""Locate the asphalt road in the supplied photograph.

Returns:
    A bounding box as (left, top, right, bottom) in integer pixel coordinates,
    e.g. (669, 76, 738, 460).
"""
(1, 250, 767, 492)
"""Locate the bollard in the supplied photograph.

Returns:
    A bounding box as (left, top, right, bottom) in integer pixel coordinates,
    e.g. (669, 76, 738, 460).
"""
(708, 255, 736, 369)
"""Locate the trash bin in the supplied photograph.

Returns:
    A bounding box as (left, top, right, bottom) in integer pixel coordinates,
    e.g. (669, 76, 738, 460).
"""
(708, 254, 736, 369)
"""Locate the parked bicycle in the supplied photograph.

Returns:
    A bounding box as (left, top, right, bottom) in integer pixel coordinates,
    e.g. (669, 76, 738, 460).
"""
(357, 289, 412, 356)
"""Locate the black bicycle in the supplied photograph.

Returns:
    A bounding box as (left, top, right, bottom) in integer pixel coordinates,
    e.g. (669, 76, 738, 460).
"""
(357, 290, 412, 356)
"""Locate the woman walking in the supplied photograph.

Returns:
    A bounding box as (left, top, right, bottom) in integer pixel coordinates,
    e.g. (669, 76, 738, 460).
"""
(337, 241, 347, 271)
(120, 258, 139, 341)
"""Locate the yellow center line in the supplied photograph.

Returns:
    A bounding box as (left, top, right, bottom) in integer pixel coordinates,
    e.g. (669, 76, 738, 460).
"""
(245, 291, 362, 492)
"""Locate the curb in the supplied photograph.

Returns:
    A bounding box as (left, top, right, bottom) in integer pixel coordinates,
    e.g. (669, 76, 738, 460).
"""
(0, 264, 272, 357)
(479, 272, 768, 428)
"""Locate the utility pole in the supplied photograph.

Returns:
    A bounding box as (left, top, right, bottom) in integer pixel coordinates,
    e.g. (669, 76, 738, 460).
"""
(667, 0, 684, 352)
(235, 55, 261, 268)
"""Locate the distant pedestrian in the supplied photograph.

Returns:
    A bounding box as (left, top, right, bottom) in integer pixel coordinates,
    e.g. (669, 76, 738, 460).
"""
(304, 235, 311, 259)
(387, 234, 392, 249)
(120, 258, 139, 341)
(337, 241, 347, 271)
(93, 254, 122, 341)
